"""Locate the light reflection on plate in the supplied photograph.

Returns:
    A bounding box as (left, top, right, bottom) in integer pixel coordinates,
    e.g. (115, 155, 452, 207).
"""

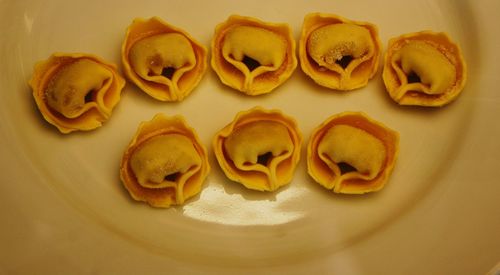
(183, 183, 308, 225)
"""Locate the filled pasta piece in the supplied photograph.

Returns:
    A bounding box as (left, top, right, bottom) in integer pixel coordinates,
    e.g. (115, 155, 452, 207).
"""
(299, 13, 382, 90)
(120, 114, 210, 207)
(213, 107, 302, 191)
(29, 53, 125, 133)
(307, 112, 399, 194)
(382, 31, 467, 106)
(122, 17, 208, 101)
(211, 15, 297, 95)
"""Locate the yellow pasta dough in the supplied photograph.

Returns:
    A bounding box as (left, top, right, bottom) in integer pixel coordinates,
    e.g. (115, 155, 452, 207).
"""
(120, 114, 210, 207)
(211, 15, 297, 95)
(29, 53, 125, 133)
(307, 112, 399, 194)
(213, 107, 302, 191)
(382, 31, 467, 106)
(299, 13, 382, 90)
(122, 17, 207, 101)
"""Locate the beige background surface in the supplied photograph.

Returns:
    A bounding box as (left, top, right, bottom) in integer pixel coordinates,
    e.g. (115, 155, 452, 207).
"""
(1, 0, 499, 274)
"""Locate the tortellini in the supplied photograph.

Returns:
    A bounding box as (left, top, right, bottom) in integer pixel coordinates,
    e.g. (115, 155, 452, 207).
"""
(382, 31, 467, 106)
(213, 107, 302, 191)
(211, 15, 297, 95)
(307, 112, 399, 194)
(122, 17, 208, 101)
(120, 114, 210, 207)
(29, 52, 125, 133)
(299, 13, 382, 90)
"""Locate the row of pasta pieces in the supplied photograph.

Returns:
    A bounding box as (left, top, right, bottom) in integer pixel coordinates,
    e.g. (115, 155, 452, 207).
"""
(30, 13, 467, 134)
(120, 107, 399, 208)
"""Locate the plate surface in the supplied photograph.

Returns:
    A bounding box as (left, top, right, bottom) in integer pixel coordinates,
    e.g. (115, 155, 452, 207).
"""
(1, 0, 499, 274)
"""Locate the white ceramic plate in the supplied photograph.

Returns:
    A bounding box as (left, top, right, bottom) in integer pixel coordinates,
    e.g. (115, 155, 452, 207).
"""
(1, 0, 499, 274)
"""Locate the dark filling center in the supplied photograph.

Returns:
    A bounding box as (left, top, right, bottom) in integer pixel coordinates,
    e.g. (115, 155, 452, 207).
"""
(407, 71, 421, 84)
(161, 67, 176, 80)
(84, 90, 94, 103)
(336, 55, 353, 69)
(164, 172, 180, 182)
(257, 152, 273, 166)
(242, 55, 261, 72)
(337, 162, 357, 175)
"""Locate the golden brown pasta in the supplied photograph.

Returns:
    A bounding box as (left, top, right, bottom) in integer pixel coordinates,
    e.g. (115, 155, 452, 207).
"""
(211, 15, 297, 95)
(307, 112, 399, 194)
(299, 13, 382, 90)
(120, 114, 210, 207)
(122, 17, 207, 101)
(213, 107, 302, 191)
(29, 52, 125, 133)
(382, 31, 467, 106)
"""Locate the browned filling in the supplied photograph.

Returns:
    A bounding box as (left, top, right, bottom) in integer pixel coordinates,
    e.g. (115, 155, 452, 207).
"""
(161, 67, 176, 80)
(242, 55, 260, 72)
(84, 90, 95, 103)
(164, 172, 180, 182)
(336, 55, 353, 69)
(256, 152, 273, 166)
(337, 162, 357, 175)
(407, 71, 421, 84)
